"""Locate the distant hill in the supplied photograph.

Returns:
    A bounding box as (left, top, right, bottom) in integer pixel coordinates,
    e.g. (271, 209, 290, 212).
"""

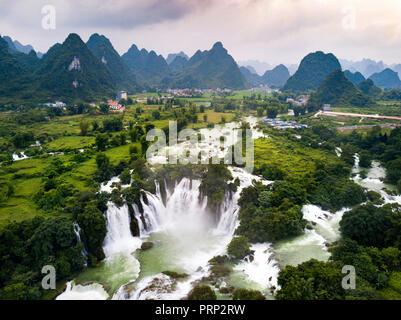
(172, 42, 247, 89)
(2, 36, 18, 53)
(357, 79, 382, 98)
(166, 51, 188, 64)
(283, 51, 341, 92)
(238, 60, 271, 76)
(390, 64, 401, 78)
(340, 58, 386, 78)
(308, 70, 373, 111)
(2, 35, 42, 57)
(35, 33, 115, 101)
(86, 33, 140, 92)
(369, 68, 401, 89)
(261, 64, 290, 88)
(244, 65, 257, 74)
(344, 70, 365, 85)
(240, 66, 263, 87)
(122, 44, 170, 87)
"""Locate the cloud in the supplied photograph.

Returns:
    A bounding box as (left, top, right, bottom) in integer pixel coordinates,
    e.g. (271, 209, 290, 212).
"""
(1, 0, 401, 64)
(57, 0, 210, 29)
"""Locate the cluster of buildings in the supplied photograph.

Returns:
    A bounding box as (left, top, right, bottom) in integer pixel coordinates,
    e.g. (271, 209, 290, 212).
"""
(165, 88, 232, 96)
(262, 118, 310, 130)
(249, 87, 279, 94)
(321, 104, 332, 111)
(136, 95, 174, 104)
(44, 101, 67, 108)
(107, 99, 126, 113)
(286, 95, 309, 106)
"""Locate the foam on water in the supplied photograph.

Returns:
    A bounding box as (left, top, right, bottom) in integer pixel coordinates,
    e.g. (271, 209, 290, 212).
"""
(57, 282, 109, 300)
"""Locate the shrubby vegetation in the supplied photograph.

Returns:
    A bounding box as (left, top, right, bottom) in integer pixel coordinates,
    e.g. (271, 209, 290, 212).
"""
(227, 236, 252, 260)
(187, 285, 217, 300)
(236, 182, 307, 243)
(0, 217, 84, 299)
(232, 288, 265, 300)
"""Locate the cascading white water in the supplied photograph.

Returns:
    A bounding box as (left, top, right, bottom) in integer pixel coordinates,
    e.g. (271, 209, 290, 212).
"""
(73, 222, 88, 266)
(57, 281, 109, 300)
(352, 155, 401, 205)
(58, 117, 279, 300)
(103, 203, 142, 257)
(112, 166, 278, 300)
(233, 243, 280, 291)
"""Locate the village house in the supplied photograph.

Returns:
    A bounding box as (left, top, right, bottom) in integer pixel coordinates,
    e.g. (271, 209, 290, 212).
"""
(117, 91, 127, 101)
(322, 104, 332, 112)
(108, 99, 125, 113)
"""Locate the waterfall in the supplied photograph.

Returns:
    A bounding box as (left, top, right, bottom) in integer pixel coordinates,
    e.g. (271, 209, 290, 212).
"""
(234, 243, 280, 290)
(352, 155, 401, 205)
(73, 222, 88, 266)
(103, 203, 142, 258)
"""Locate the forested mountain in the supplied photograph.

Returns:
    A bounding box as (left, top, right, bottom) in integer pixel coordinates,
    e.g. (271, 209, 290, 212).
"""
(122, 44, 170, 87)
(344, 70, 365, 85)
(240, 66, 263, 86)
(171, 42, 247, 89)
(3, 35, 35, 54)
(244, 65, 257, 74)
(308, 69, 373, 110)
(283, 51, 341, 92)
(86, 33, 140, 92)
(0, 37, 26, 82)
(357, 79, 382, 98)
(35, 33, 115, 101)
(261, 64, 290, 88)
(0, 36, 33, 99)
(169, 55, 188, 73)
(13, 50, 41, 73)
(240, 64, 290, 88)
(369, 68, 401, 89)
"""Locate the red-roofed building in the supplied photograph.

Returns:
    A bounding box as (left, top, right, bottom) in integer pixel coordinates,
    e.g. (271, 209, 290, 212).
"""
(108, 100, 126, 113)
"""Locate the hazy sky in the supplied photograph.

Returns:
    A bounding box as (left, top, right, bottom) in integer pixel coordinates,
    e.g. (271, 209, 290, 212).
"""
(1, 0, 401, 65)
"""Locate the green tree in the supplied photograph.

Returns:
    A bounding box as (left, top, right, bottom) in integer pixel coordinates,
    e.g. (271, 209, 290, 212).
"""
(187, 285, 217, 300)
(276, 260, 345, 300)
(232, 288, 265, 300)
(227, 236, 251, 259)
(95, 133, 108, 151)
(100, 103, 109, 114)
(79, 120, 90, 136)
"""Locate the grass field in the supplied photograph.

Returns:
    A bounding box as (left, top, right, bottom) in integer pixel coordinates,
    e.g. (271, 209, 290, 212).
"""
(197, 110, 236, 124)
(0, 140, 141, 227)
(45, 136, 96, 151)
(254, 133, 340, 180)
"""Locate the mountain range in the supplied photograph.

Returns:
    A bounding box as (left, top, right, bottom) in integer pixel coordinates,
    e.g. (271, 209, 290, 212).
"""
(2, 32, 401, 104)
(0, 33, 250, 102)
